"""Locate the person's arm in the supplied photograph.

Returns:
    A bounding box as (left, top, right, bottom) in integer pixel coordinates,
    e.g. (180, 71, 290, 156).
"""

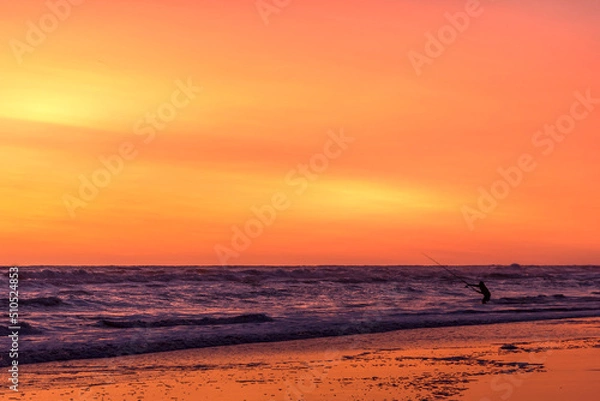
(465, 284, 483, 294)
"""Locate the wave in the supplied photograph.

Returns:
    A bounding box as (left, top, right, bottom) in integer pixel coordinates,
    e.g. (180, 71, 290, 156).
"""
(17, 265, 600, 287)
(0, 322, 42, 336)
(98, 313, 274, 329)
(495, 294, 569, 305)
(7, 309, 600, 367)
(1, 296, 64, 308)
(21, 296, 64, 307)
(486, 272, 527, 279)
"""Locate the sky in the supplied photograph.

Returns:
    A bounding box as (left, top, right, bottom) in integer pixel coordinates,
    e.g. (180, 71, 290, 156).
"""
(1, 0, 599, 265)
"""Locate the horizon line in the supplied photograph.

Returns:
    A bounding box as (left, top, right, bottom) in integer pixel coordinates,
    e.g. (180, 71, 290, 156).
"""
(4, 263, 599, 267)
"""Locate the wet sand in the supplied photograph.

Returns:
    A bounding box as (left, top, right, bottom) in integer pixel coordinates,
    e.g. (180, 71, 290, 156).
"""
(5, 318, 599, 401)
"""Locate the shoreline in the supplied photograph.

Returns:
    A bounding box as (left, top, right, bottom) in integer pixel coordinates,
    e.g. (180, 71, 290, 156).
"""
(4, 317, 599, 400)
(11, 310, 600, 368)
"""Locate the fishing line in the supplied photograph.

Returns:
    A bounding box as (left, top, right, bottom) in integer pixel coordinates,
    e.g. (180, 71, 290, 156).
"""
(421, 253, 480, 294)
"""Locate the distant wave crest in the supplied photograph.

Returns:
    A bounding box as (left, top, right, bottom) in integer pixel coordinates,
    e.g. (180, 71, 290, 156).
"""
(98, 313, 274, 329)
(21, 296, 64, 307)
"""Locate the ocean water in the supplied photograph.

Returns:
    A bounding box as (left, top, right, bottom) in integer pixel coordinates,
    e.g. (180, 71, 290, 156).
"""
(2, 265, 599, 366)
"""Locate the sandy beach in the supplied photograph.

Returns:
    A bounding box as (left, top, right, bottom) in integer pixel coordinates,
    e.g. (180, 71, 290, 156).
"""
(6, 317, 598, 401)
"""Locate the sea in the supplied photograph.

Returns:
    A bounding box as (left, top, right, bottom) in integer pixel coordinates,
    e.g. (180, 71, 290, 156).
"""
(2, 265, 599, 366)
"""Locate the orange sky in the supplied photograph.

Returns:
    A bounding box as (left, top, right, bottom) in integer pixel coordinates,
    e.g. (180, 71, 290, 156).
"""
(1, 0, 599, 265)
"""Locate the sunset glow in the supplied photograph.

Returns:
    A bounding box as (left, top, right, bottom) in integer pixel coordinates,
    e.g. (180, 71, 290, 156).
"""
(2, 0, 599, 265)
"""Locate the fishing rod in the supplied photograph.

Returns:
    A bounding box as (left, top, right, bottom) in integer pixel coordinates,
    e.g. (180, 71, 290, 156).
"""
(421, 253, 480, 293)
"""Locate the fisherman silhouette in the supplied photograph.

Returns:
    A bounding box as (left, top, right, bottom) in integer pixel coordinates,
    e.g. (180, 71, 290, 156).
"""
(466, 281, 491, 304)
(421, 254, 492, 304)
